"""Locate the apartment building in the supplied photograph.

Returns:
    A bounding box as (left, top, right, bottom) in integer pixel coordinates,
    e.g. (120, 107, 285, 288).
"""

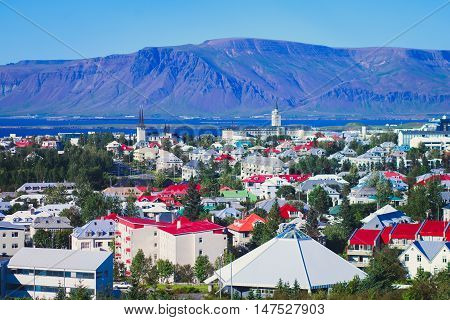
(4, 248, 113, 299)
(72, 219, 116, 252)
(240, 156, 288, 179)
(0, 222, 26, 257)
(115, 216, 227, 274)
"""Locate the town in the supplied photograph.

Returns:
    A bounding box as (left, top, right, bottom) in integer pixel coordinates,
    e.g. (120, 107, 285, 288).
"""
(0, 106, 449, 300)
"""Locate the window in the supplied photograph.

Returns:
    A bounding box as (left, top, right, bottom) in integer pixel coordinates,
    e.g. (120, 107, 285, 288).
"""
(81, 242, 90, 249)
(404, 254, 409, 262)
(417, 255, 422, 262)
(2, 233, 5, 237)
(199, 250, 203, 255)
(2, 244, 5, 249)
(11, 232, 18, 238)
(443, 256, 447, 263)
(199, 237, 203, 243)
(154, 243, 157, 247)
(154, 231, 157, 236)
(95, 242, 103, 248)
(12, 243, 18, 249)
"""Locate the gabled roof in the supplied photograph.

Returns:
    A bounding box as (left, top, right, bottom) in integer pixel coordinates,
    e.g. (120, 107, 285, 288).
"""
(349, 229, 382, 245)
(391, 223, 422, 240)
(380, 226, 393, 244)
(159, 218, 225, 236)
(419, 220, 448, 238)
(228, 213, 266, 232)
(412, 241, 450, 262)
(205, 226, 366, 290)
(279, 204, 300, 219)
(9, 248, 112, 271)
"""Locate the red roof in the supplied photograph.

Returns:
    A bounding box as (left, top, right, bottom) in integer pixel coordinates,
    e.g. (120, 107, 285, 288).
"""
(391, 223, 422, 240)
(349, 229, 382, 245)
(279, 204, 300, 219)
(148, 142, 161, 148)
(120, 144, 133, 151)
(97, 213, 119, 222)
(117, 216, 170, 229)
(293, 141, 314, 151)
(214, 154, 235, 161)
(228, 213, 266, 232)
(419, 220, 448, 237)
(15, 139, 34, 148)
(383, 171, 407, 182)
(160, 183, 201, 196)
(159, 217, 225, 235)
(446, 226, 450, 241)
(380, 226, 393, 244)
(242, 175, 273, 184)
(264, 148, 281, 154)
(415, 174, 450, 186)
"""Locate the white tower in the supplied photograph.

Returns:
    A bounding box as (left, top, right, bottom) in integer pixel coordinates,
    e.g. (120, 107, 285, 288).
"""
(271, 102, 281, 127)
(136, 106, 146, 142)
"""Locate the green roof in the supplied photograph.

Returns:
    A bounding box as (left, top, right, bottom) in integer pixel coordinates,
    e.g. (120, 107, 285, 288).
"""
(328, 205, 341, 216)
(220, 190, 258, 202)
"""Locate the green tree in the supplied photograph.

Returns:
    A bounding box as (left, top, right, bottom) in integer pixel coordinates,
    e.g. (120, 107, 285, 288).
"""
(173, 264, 195, 283)
(404, 270, 438, 300)
(68, 283, 93, 300)
(308, 185, 332, 215)
(363, 247, 407, 293)
(55, 284, 66, 300)
(123, 194, 139, 217)
(33, 230, 52, 248)
(426, 179, 443, 220)
(305, 209, 320, 239)
(194, 255, 213, 283)
(156, 259, 174, 283)
(44, 185, 69, 204)
(127, 249, 158, 299)
(376, 178, 393, 208)
(275, 185, 296, 200)
(183, 178, 203, 220)
(59, 207, 83, 228)
(401, 185, 429, 221)
(339, 195, 357, 237)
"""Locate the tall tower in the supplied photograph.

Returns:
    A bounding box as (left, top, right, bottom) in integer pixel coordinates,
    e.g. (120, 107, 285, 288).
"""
(271, 102, 281, 127)
(136, 106, 146, 142)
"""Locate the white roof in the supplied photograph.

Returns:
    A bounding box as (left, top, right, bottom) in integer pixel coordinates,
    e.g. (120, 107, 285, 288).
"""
(205, 226, 366, 290)
(361, 204, 397, 223)
(8, 248, 112, 271)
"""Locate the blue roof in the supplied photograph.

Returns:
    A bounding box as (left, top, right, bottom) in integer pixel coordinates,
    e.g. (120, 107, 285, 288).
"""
(414, 241, 448, 262)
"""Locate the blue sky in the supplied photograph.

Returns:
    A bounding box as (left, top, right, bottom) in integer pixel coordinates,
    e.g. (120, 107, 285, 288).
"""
(0, 0, 449, 64)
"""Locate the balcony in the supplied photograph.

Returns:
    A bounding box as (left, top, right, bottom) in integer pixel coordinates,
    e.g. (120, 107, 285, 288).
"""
(125, 248, 131, 253)
(347, 249, 373, 256)
(115, 231, 121, 236)
(125, 236, 131, 241)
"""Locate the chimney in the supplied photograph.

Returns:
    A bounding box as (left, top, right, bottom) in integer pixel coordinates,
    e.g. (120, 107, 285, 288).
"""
(155, 215, 160, 223)
(177, 220, 181, 229)
(211, 215, 215, 223)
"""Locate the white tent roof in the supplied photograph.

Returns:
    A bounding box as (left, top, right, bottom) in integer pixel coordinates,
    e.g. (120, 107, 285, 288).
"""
(205, 227, 366, 290)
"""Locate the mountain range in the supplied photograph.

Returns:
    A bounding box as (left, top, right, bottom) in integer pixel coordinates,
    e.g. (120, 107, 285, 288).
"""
(0, 38, 449, 117)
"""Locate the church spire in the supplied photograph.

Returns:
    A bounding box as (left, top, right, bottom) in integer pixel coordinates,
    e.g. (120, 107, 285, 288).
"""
(138, 105, 145, 128)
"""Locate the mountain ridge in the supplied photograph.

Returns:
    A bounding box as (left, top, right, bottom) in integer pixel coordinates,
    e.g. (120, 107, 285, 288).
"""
(0, 38, 448, 116)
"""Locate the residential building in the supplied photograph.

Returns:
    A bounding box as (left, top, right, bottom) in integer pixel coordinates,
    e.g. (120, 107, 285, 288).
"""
(182, 160, 200, 181)
(240, 155, 288, 179)
(30, 216, 73, 239)
(156, 151, 183, 172)
(0, 222, 26, 257)
(347, 229, 382, 268)
(5, 248, 113, 299)
(228, 213, 266, 246)
(399, 241, 449, 278)
(71, 219, 116, 252)
(16, 182, 75, 194)
(115, 216, 227, 274)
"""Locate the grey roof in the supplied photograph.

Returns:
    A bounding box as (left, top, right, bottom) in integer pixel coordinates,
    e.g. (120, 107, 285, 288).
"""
(299, 180, 343, 192)
(242, 155, 285, 168)
(72, 219, 116, 239)
(210, 207, 242, 219)
(32, 216, 73, 230)
(413, 241, 449, 262)
(184, 160, 200, 169)
(255, 198, 287, 212)
(0, 221, 26, 230)
(205, 226, 366, 289)
(8, 247, 112, 271)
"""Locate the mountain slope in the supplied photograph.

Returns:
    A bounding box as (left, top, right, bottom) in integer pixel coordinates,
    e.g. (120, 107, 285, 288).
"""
(0, 38, 449, 116)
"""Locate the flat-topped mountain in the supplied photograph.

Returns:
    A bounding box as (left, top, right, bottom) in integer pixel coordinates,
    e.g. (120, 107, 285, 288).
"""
(0, 38, 448, 116)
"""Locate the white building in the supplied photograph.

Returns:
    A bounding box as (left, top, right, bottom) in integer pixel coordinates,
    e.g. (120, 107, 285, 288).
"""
(136, 107, 146, 143)
(71, 219, 116, 252)
(260, 177, 291, 199)
(0, 222, 26, 257)
(16, 182, 75, 194)
(115, 216, 227, 274)
(240, 156, 288, 179)
(399, 241, 449, 278)
(271, 104, 281, 127)
(4, 248, 113, 299)
(156, 151, 183, 172)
